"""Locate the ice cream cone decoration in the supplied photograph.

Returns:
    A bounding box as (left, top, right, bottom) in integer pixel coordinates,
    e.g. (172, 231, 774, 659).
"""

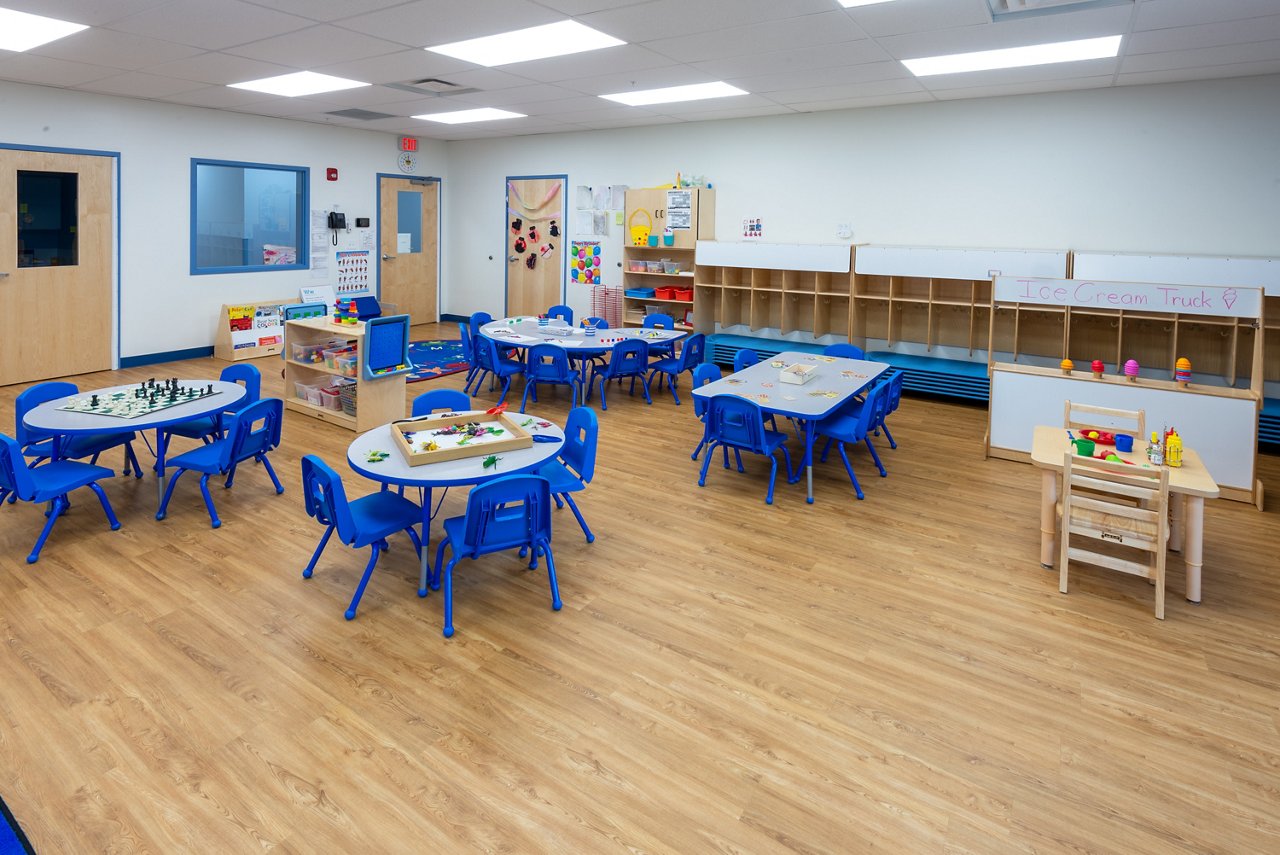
(1175, 357, 1192, 387)
(1091, 359, 1104, 380)
(1060, 358, 1074, 376)
(1124, 359, 1140, 382)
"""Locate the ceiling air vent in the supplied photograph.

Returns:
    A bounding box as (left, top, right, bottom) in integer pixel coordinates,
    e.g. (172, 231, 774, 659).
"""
(987, 0, 1132, 20)
(384, 78, 480, 97)
(326, 108, 398, 121)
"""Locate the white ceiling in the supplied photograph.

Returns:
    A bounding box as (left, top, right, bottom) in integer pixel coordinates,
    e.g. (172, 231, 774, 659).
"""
(2, 0, 1279, 141)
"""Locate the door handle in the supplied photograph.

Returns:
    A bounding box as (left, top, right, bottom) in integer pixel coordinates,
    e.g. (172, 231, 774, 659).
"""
(0, 271, 9, 278)
(508, 255, 519, 263)
(382, 254, 395, 261)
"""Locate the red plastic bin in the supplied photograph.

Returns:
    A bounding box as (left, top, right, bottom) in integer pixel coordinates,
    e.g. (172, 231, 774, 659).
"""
(655, 286, 678, 300)
(674, 288, 693, 301)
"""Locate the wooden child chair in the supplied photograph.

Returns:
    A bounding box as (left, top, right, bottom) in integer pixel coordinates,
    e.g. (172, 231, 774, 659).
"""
(1064, 401, 1145, 443)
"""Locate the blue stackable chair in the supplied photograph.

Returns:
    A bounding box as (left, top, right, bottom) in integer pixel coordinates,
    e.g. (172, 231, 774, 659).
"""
(472, 336, 525, 406)
(458, 322, 481, 391)
(690, 362, 723, 462)
(521, 343, 582, 412)
(572, 317, 610, 373)
(587, 338, 650, 410)
(0, 433, 120, 564)
(698, 394, 795, 505)
(431, 474, 560, 638)
(642, 313, 677, 361)
(534, 406, 598, 543)
(412, 389, 471, 417)
(14, 381, 143, 481)
(647, 333, 706, 405)
(547, 304, 573, 325)
(464, 312, 494, 394)
(877, 370, 904, 449)
(815, 379, 889, 500)
(162, 363, 262, 444)
(823, 343, 866, 360)
(156, 398, 285, 528)
(733, 349, 759, 372)
(299, 455, 423, 620)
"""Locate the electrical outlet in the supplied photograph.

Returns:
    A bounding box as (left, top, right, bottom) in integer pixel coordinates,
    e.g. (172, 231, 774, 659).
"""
(836, 222, 853, 240)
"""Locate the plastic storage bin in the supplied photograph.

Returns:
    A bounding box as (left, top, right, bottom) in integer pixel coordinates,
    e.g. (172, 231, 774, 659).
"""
(625, 287, 655, 298)
(323, 345, 356, 369)
(335, 353, 359, 377)
(627, 261, 647, 272)
(674, 288, 694, 301)
(655, 287, 678, 300)
(662, 260, 681, 274)
(317, 386, 342, 410)
(294, 380, 323, 401)
(291, 343, 327, 364)
(645, 261, 664, 273)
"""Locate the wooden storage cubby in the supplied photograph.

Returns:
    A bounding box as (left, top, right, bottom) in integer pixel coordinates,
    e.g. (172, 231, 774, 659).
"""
(213, 299, 291, 361)
(283, 316, 405, 432)
(621, 187, 714, 330)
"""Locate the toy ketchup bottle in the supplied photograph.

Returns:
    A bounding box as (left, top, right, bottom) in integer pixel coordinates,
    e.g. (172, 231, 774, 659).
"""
(1165, 430, 1183, 468)
(1148, 431, 1163, 466)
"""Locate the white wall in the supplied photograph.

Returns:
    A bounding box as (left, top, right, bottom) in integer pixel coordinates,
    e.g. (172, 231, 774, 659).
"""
(443, 74, 1280, 324)
(0, 80, 447, 360)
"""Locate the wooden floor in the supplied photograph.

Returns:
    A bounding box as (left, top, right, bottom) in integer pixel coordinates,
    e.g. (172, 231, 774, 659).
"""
(1, 322, 1278, 853)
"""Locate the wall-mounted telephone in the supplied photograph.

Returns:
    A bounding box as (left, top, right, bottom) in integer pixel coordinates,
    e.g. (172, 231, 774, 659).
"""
(327, 211, 346, 244)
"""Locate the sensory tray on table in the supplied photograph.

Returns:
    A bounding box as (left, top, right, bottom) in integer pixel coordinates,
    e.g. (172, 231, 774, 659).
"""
(391, 410, 533, 466)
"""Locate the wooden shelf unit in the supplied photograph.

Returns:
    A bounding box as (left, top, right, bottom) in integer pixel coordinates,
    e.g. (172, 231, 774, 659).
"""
(621, 187, 714, 330)
(213, 299, 292, 361)
(283, 316, 405, 432)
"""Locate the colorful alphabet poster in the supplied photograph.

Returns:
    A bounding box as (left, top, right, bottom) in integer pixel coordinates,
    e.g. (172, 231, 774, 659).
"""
(569, 240, 602, 286)
(336, 250, 370, 294)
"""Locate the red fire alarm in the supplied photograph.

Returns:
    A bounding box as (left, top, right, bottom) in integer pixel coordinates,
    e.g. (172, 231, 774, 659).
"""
(325, 167, 338, 181)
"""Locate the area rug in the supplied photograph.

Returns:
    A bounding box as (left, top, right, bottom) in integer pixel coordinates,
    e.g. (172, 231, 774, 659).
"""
(406, 340, 469, 383)
(0, 791, 34, 855)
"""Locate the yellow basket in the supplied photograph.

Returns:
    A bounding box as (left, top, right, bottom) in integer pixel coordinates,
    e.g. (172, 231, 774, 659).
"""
(628, 208, 652, 246)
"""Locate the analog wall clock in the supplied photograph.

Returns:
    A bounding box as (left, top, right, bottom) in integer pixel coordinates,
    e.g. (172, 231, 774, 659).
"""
(397, 151, 418, 173)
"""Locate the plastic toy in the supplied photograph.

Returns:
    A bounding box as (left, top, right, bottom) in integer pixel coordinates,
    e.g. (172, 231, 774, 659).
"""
(1176, 357, 1192, 387)
(482, 454, 502, 470)
(1091, 359, 1105, 379)
(1060, 358, 1074, 375)
(1124, 358, 1140, 382)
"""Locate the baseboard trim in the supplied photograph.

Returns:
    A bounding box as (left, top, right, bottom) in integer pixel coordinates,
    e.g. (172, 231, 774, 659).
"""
(120, 346, 215, 368)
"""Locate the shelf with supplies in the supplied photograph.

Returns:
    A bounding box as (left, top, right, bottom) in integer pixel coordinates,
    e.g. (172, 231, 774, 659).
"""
(214, 299, 294, 361)
(283, 315, 406, 432)
(621, 187, 714, 328)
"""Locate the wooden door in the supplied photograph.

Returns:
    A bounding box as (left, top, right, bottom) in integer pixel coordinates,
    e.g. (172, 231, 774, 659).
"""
(505, 176, 565, 317)
(0, 148, 113, 385)
(379, 176, 438, 324)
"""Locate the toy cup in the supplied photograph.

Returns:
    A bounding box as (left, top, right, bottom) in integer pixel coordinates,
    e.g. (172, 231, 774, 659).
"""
(1115, 434, 1134, 453)
(647, 235, 659, 247)
(1072, 438, 1095, 457)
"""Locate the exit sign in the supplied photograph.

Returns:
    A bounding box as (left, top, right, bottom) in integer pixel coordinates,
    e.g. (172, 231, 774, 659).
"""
(399, 137, 418, 152)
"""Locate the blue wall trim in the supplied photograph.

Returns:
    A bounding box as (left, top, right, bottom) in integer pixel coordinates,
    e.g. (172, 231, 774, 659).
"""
(120, 346, 214, 369)
(440, 313, 469, 323)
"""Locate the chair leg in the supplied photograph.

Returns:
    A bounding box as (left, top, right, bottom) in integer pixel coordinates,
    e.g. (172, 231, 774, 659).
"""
(345, 541, 385, 620)
(836, 443, 865, 500)
(864, 437, 887, 477)
(155, 468, 187, 520)
(698, 441, 716, 487)
(733, 449, 744, 473)
(197, 473, 221, 529)
(27, 495, 68, 563)
(541, 539, 563, 611)
(765, 455, 778, 505)
(430, 537, 451, 592)
(496, 376, 511, 405)
(882, 421, 897, 450)
(520, 380, 534, 413)
(820, 436, 835, 463)
(87, 482, 122, 532)
(561, 493, 594, 543)
(441, 556, 460, 637)
(259, 454, 285, 494)
(302, 524, 335, 578)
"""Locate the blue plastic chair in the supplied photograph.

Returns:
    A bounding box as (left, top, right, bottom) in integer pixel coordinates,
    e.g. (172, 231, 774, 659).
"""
(588, 338, 650, 410)
(823, 343, 866, 360)
(534, 406, 598, 542)
(464, 312, 494, 394)
(471, 336, 525, 405)
(521, 343, 582, 412)
(156, 398, 285, 528)
(814, 379, 888, 500)
(571, 317, 610, 372)
(300, 455, 423, 620)
(458, 322, 480, 390)
(647, 333, 706, 405)
(690, 363, 723, 462)
(642, 313, 676, 360)
(0, 433, 120, 564)
(547, 304, 573, 325)
(733, 349, 759, 372)
(878, 370, 904, 449)
(14, 381, 143, 479)
(412, 389, 471, 417)
(698, 395, 795, 505)
(162, 364, 262, 444)
(431, 474, 560, 638)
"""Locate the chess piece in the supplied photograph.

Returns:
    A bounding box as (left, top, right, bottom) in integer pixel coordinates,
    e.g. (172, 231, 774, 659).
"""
(206, 384, 213, 395)
(91, 394, 99, 407)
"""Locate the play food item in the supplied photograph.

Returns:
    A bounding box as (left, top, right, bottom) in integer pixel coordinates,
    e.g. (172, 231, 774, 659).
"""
(1176, 357, 1192, 387)
(1091, 359, 1104, 379)
(1060, 358, 1074, 375)
(1166, 431, 1183, 467)
(1072, 438, 1095, 457)
(1115, 434, 1134, 453)
(1124, 358, 1140, 381)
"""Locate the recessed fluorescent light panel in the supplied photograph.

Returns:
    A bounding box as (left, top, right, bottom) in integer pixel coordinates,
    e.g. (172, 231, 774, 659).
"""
(838, 1, 900, 7)
(0, 6, 88, 52)
(601, 82, 748, 107)
(413, 108, 526, 125)
(902, 35, 1122, 76)
(228, 71, 370, 97)
(426, 20, 624, 67)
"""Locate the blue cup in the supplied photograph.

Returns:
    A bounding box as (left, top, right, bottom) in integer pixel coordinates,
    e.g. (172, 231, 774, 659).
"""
(1115, 434, 1134, 453)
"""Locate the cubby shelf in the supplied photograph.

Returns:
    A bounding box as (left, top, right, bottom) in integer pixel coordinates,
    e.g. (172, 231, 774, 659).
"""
(621, 188, 714, 329)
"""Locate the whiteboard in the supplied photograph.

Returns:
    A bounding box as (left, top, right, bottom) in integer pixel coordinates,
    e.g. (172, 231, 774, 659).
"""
(695, 241, 851, 272)
(854, 245, 1068, 279)
(993, 277, 1263, 319)
(1072, 251, 1280, 297)
(989, 367, 1257, 492)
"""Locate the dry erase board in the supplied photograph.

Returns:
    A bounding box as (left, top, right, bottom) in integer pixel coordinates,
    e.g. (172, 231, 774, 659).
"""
(1072, 251, 1280, 297)
(362, 314, 412, 380)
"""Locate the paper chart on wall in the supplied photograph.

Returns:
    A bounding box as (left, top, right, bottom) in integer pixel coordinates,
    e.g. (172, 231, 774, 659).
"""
(335, 250, 370, 294)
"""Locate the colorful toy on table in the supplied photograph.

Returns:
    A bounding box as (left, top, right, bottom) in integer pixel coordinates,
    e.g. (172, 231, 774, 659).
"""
(1124, 358, 1140, 382)
(1091, 359, 1105, 379)
(1165, 428, 1183, 468)
(1060, 358, 1074, 376)
(1176, 357, 1192, 387)
(332, 299, 360, 325)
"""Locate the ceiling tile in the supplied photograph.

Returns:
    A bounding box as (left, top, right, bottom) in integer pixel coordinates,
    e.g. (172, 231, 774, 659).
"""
(1127, 16, 1280, 55)
(691, 40, 894, 79)
(335, 0, 558, 45)
(767, 76, 928, 105)
(224, 26, 410, 67)
(311, 50, 472, 84)
(529, 0, 652, 14)
(243, 0, 416, 24)
(1134, 0, 1280, 30)
(733, 61, 911, 94)
(79, 70, 206, 98)
(28, 28, 204, 71)
(0, 53, 119, 86)
(788, 91, 935, 112)
(917, 57, 1120, 91)
(140, 52, 297, 86)
(556, 64, 719, 96)
(846, 0, 992, 39)
(104, 0, 315, 51)
(1119, 39, 1280, 73)
(877, 7, 1133, 60)
(1116, 59, 1280, 86)
(582, 0, 838, 43)
(498, 45, 672, 84)
(930, 74, 1114, 101)
(646, 11, 868, 64)
(156, 85, 278, 109)
(0, 0, 171, 27)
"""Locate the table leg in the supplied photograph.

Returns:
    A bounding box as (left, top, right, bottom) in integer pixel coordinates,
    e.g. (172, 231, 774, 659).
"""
(1169, 492, 1185, 553)
(1184, 495, 1204, 604)
(418, 486, 433, 596)
(154, 428, 169, 507)
(1040, 469, 1058, 568)
(804, 423, 816, 503)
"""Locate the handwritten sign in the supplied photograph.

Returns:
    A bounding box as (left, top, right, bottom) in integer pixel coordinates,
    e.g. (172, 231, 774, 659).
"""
(994, 277, 1262, 319)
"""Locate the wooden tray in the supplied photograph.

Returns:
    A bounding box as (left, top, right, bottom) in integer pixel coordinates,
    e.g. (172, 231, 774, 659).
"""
(391, 410, 532, 466)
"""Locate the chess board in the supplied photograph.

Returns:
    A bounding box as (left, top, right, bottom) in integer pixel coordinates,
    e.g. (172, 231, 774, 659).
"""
(59, 383, 222, 419)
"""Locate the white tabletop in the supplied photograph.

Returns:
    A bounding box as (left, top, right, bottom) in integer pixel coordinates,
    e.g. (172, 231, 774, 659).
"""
(22, 380, 247, 435)
(347, 410, 565, 488)
(481, 317, 683, 351)
(691, 351, 889, 421)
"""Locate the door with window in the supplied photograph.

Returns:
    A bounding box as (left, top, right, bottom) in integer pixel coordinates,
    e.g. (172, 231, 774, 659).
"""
(378, 176, 438, 324)
(505, 176, 565, 317)
(0, 148, 113, 386)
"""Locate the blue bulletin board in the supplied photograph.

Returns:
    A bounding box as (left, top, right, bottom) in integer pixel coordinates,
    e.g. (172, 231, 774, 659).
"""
(363, 314, 412, 380)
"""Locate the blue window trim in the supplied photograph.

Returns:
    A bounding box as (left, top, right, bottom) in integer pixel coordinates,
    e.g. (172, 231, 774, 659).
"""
(190, 157, 309, 275)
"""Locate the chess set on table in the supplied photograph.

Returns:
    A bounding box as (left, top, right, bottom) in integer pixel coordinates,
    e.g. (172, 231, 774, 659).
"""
(59, 378, 222, 419)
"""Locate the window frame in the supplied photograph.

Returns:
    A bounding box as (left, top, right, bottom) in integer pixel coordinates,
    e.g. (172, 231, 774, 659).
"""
(189, 157, 309, 275)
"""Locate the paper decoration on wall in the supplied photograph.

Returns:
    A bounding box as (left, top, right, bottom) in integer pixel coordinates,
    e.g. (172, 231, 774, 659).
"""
(263, 244, 296, 265)
(569, 241, 602, 286)
(335, 250, 370, 294)
(743, 217, 763, 240)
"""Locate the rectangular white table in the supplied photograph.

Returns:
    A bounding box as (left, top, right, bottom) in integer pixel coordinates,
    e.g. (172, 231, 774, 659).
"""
(691, 351, 890, 503)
